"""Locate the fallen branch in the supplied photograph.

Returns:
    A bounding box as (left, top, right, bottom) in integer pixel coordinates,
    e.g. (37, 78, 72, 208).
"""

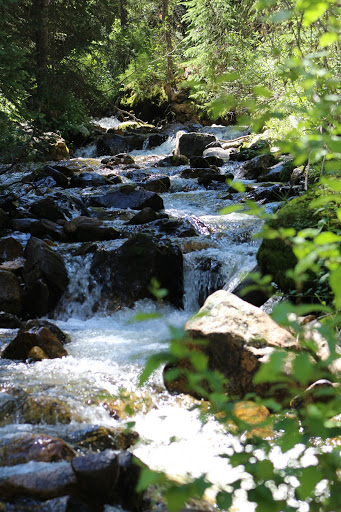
(218, 134, 251, 144)
(102, 94, 148, 125)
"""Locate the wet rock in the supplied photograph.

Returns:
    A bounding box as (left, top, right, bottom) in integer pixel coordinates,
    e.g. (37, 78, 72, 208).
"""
(23, 237, 69, 316)
(68, 425, 139, 452)
(70, 172, 111, 188)
(0, 434, 76, 466)
(47, 315, 73, 347)
(102, 153, 135, 165)
(63, 216, 120, 242)
(29, 197, 69, 222)
(27, 345, 49, 361)
(11, 218, 41, 235)
(174, 132, 216, 158)
(203, 147, 231, 161)
(0, 270, 22, 315)
(164, 290, 297, 399)
(31, 165, 69, 188)
(72, 450, 120, 502)
(10, 218, 65, 240)
(158, 154, 189, 167)
(0, 311, 23, 328)
(140, 176, 171, 193)
(198, 173, 232, 188)
(190, 156, 211, 168)
(128, 207, 159, 225)
(257, 160, 295, 183)
(238, 154, 278, 180)
(97, 134, 129, 156)
(22, 396, 73, 425)
(0, 192, 18, 212)
(2, 326, 68, 360)
(0, 237, 23, 262)
(91, 185, 164, 211)
(111, 452, 145, 511)
(0, 461, 77, 500)
(204, 155, 224, 167)
(151, 218, 197, 238)
(0, 208, 9, 231)
(242, 184, 291, 204)
(91, 233, 183, 309)
(0, 257, 25, 277)
(229, 139, 270, 162)
(180, 167, 220, 179)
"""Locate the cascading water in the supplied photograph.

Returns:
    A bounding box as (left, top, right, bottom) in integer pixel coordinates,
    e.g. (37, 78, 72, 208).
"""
(0, 120, 283, 509)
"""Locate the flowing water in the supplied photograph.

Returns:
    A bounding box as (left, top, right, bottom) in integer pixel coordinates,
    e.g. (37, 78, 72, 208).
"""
(0, 121, 290, 509)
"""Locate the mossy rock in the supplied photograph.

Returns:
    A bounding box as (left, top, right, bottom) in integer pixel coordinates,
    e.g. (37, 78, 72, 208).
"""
(279, 160, 295, 182)
(257, 188, 338, 296)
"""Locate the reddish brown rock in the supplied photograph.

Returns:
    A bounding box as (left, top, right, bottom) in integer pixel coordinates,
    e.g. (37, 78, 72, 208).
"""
(0, 434, 76, 466)
(2, 326, 68, 361)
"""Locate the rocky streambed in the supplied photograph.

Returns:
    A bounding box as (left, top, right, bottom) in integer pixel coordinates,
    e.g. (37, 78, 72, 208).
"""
(0, 120, 312, 511)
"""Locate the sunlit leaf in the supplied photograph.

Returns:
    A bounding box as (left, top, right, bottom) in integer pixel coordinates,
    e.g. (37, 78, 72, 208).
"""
(319, 32, 338, 47)
(314, 232, 341, 245)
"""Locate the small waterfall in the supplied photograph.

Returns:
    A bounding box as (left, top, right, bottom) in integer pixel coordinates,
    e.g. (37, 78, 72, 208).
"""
(91, 116, 121, 130)
(183, 249, 230, 311)
(55, 253, 105, 320)
(142, 136, 150, 151)
(74, 143, 97, 158)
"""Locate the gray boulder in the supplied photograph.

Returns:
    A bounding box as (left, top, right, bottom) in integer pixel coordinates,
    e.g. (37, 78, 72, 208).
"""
(23, 237, 69, 316)
(91, 233, 183, 309)
(164, 290, 297, 400)
(174, 132, 216, 158)
(0, 271, 22, 315)
(90, 185, 164, 211)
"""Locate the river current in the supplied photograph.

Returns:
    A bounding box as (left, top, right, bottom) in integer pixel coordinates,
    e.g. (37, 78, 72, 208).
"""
(0, 121, 302, 510)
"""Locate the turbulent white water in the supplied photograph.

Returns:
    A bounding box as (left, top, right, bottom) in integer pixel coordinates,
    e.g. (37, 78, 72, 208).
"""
(0, 120, 280, 508)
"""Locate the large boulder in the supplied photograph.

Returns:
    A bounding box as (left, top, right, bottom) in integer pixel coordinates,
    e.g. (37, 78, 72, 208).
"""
(238, 154, 278, 180)
(29, 197, 69, 222)
(0, 270, 22, 315)
(63, 216, 120, 242)
(33, 132, 69, 161)
(164, 290, 297, 399)
(71, 450, 120, 503)
(69, 172, 111, 188)
(0, 237, 23, 262)
(174, 132, 216, 158)
(23, 237, 69, 316)
(257, 160, 295, 183)
(91, 233, 183, 309)
(140, 177, 171, 193)
(2, 326, 68, 361)
(90, 185, 164, 211)
(203, 147, 231, 162)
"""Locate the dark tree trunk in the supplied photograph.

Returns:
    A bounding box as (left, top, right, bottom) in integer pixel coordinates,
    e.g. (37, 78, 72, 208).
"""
(120, 0, 128, 28)
(34, 0, 50, 106)
(162, 0, 174, 83)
